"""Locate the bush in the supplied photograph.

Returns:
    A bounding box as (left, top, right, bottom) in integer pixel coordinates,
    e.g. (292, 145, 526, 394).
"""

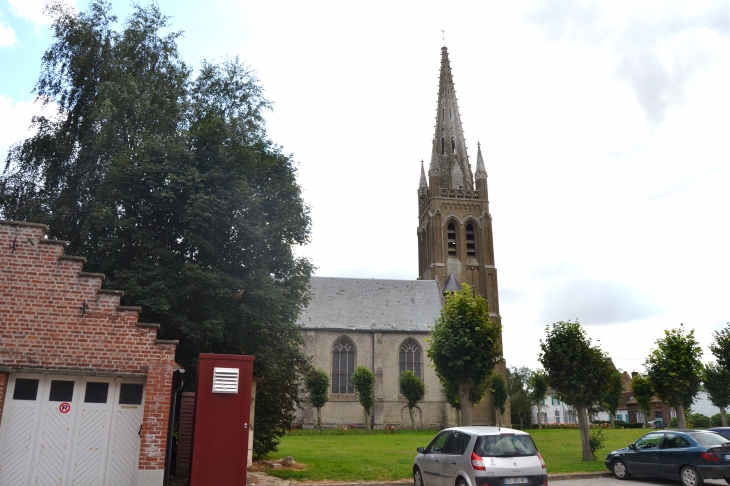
(669, 417, 678, 428)
(590, 429, 606, 460)
(711, 413, 724, 427)
(689, 413, 710, 428)
(616, 422, 644, 429)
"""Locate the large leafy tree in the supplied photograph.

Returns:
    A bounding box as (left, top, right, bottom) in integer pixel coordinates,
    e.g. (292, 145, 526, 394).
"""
(530, 370, 549, 429)
(630, 375, 654, 428)
(703, 364, 730, 427)
(645, 326, 703, 429)
(0, 1, 312, 456)
(400, 370, 426, 430)
(539, 321, 613, 461)
(427, 283, 503, 426)
(602, 368, 624, 428)
(507, 366, 533, 429)
(305, 368, 330, 431)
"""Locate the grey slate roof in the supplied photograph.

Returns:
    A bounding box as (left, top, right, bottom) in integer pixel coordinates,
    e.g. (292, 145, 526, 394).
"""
(297, 277, 443, 332)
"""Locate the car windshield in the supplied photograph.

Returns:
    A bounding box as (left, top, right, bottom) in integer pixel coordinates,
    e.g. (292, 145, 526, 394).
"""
(474, 434, 537, 457)
(690, 432, 730, 446)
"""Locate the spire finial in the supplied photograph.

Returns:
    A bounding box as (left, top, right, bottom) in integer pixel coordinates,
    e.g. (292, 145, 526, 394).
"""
(419, 159, 429, 192)
(441, 29, 445, 46)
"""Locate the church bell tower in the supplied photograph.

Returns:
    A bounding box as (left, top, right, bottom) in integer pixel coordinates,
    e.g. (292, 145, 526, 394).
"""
(417, 46, 499, 316)
(417, 46, 508, 425)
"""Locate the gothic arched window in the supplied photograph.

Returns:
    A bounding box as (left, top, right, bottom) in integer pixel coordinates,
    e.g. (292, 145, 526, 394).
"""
(451, 137, 456, 154)
(399, 338, 423, 379)
(447, 223, 457, 257)
(332, 336, 356, 394)
(441, 137, 445, 155)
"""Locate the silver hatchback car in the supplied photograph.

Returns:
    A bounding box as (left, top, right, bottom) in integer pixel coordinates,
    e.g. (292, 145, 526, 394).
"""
(414, 426, 547, 486)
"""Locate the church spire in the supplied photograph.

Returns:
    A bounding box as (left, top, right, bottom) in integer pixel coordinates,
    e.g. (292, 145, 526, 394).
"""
(433, 46, 473, 190)
(475, 141, 488, 199)
(475, 142, 487, 180)
(418, 159, 428, 195)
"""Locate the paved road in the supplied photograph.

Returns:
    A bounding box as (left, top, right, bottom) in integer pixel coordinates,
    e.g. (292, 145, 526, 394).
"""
(551, 477, 727, 486)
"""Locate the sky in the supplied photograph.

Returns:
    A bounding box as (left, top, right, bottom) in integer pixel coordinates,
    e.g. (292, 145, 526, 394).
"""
(1, 0, 729, 374)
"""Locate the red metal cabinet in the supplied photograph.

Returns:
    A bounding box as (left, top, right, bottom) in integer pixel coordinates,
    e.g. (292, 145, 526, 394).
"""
(189, 354, 254, 485)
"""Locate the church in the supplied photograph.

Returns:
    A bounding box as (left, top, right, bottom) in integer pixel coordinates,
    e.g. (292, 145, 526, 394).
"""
(296, 46, 509, 429)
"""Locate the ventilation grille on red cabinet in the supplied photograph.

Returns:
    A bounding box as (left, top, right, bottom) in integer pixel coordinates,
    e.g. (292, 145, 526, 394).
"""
(212, 367, 239, 394)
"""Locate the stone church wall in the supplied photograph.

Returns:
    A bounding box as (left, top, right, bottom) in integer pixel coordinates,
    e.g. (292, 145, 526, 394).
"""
(299, 329, 457, 429)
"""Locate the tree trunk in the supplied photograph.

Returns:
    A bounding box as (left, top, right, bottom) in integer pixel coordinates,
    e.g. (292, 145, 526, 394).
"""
(458, 382, 473, 426)
(610, 413, 615, 429)
(364, 409, 371, 431)
(316, 407, 322, 431)
(409, 407, 416, 431)
(675, 402, 687, 429)
(576, 404, 593, 461)
(721, 406, 727, 427)
(456, 409, 462, 426)
(537, 403, 542, 429)
(496, 407, 502, 427)
(642, 408, 650, 428)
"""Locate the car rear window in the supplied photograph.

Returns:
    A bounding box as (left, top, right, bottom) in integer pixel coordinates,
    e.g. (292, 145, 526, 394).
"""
(691, 432, 730, 446)
(474, 434, 537, 457)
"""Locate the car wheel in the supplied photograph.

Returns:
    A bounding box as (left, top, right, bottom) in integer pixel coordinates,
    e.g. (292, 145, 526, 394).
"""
(612, 459, 631, 480)
(457, 478, 468, 486)
(680, 466, 703, 486)
(414, 467, 424, 486)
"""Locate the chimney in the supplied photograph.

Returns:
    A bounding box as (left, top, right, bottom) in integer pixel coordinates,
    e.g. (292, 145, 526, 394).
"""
(631, 372, 638, 378)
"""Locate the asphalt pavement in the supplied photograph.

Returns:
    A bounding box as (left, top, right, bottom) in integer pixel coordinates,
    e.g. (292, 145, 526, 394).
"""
(550, 476, 728, 486)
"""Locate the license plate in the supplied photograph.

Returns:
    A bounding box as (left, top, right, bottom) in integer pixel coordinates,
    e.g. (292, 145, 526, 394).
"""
(724, 454, 730, 461)
(504, 478, 528, 484)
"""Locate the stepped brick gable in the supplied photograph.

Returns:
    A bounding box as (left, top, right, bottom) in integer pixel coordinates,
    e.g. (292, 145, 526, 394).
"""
(0, 219, 177, 483)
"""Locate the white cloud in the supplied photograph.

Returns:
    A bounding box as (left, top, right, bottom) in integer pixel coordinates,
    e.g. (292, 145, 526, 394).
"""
(0, 95, 55, 160)
(0, 21, 16, 46)
(8, 0, 52, 26)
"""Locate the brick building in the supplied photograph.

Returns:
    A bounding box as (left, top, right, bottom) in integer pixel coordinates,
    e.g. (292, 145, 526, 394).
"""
(0, 220, 177, 486)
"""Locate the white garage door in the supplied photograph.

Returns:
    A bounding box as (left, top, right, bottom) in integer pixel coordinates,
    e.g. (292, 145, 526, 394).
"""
(0, 374, 146, 486)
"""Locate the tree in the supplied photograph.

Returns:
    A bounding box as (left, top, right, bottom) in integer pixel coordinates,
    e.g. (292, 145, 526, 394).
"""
(539, 321, 613, 461)
(0, 1, 313, 457)
(630, 375, 654, 428)
(507, 366, 533, 429)
(710, 323, 730, 369)
(645, 326, 703, 429)
(530, 370, 549, 430)
(400, 370, 426, 430)
(704, 363, 730, 427)
(603, 368, 624, 428)
(441, 380, 461, 426)
(352, 366, 375, 431)
(305, 368, 330, 431)
(491, 373, 509, 427)
(708, 323, 730, 427)
(427, 283, 502, 426)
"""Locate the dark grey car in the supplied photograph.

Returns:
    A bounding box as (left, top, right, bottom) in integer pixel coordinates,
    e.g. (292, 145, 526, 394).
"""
(414, 426, 547, 486)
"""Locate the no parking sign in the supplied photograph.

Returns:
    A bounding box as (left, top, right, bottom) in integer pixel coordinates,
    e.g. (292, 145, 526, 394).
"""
(59, 402, 71, 414)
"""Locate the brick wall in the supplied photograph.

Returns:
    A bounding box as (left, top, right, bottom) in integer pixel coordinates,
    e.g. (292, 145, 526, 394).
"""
(0, 220, 177, 472)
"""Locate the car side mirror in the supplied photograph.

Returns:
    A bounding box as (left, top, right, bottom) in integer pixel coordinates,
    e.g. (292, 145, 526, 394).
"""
(417, 447, 425, 453)
(629, 444, 636, 451)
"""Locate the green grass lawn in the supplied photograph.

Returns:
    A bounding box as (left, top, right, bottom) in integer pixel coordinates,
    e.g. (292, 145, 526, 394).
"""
(263, 428, 649, 482)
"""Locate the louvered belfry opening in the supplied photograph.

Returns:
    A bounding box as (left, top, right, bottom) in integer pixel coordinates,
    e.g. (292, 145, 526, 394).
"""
(466, 224, 476, 257)
(332, 337, 355, 394)
(447, 223, 457, 256)
(399, 338, 422, 379)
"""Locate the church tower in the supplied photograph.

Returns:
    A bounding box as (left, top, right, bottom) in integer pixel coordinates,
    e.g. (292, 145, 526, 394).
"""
(417, 46, 508, 425)
(418, 46, 500, 314)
